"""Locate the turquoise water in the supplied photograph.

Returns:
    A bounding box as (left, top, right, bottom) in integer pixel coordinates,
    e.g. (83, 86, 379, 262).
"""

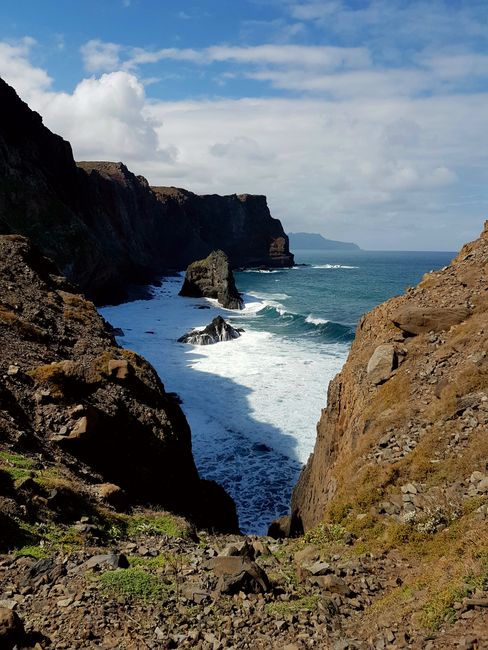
(235, 250, 456, 344)
(103, 249, 456, 533)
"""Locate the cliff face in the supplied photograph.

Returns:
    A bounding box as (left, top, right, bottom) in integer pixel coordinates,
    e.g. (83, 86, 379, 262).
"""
(0, 235, 238, 533)
(291, 222, 488, 532)
(0, 79, 293, 303)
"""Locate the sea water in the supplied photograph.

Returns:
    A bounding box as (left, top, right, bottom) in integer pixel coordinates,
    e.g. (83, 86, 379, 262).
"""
(101, 249, 454, 534)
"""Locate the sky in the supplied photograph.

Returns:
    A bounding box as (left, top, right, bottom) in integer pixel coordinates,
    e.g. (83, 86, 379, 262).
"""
(0, 0, 487, 250)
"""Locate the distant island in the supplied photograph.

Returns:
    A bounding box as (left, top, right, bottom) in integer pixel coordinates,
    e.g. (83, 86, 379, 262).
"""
(288, 232, 360, 250)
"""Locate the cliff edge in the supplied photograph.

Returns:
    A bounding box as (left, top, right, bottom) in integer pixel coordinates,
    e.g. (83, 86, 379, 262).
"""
(0, 235, 238, 537)
(0, 78, 293, 304)
(289, 222, 488, 640)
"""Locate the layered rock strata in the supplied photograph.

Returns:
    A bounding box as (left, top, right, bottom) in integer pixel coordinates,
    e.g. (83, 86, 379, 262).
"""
(179, 250, 243, 310)
(0, 79, 293, 304)
(0, 235, 238, 534)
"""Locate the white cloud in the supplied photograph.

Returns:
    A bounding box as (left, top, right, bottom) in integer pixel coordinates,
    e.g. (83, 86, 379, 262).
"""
(79, 40, 371, 74)
(0, 38, 52, 99)
(1, 36, 487, 250)
(39, 71, 162, 161)
(81, 39, 123, 73)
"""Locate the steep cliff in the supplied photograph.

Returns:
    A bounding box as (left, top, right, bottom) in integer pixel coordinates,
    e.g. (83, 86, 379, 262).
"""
(179, 250, 243, 310)
(289, 223, 488, 638)
(0, 78, 293, 303)
(0, 235, 238, 535)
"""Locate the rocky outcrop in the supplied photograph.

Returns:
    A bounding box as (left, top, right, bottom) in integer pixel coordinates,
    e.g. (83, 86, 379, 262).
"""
(0, 79, 293, 303)
(0, 235, 238, 534)
(179, 250, 243, 310)
(291, 221, 488, 533)
(178, 316, 242, 345)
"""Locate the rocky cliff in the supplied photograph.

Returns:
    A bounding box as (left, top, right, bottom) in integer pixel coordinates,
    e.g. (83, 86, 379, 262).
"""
(0, 78, 293, 304)
(179, 250, 243, 310)
(0, 235, 238, 536)
(288, 222, 488, 639)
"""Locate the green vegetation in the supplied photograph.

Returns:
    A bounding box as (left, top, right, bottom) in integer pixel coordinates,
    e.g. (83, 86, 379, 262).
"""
(99, 568, 172, 602)
(109, 512, 191, 540)
(0, 451, 36, 481)
(267, 595, 321, 616)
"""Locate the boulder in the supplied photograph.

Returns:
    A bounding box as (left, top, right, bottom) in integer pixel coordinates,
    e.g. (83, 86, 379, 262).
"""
(178, 316, 242, 345)
(179, 250, 243, 310)
(0, 608, 26, 649)
(392, 305, 470, 335)
(207, 556, 270, 594)
(367, 344, 397, 385)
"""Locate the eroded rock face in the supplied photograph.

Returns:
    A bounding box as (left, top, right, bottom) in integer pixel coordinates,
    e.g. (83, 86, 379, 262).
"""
(0, 235, 238, 534)
(179, 251, 243, 310)
(0, 79, 293, 303)
(291, 222, 488, 533)
(178, 316, 242, 345)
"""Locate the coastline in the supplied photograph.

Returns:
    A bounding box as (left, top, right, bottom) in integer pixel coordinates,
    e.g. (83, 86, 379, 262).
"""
(101, 274, 348, 534)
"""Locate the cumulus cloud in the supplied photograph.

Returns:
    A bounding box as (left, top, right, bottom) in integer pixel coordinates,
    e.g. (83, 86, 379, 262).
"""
(0, 38, 52, 99)
(81, 40, 123, 73)
(1, 35, 487, 250)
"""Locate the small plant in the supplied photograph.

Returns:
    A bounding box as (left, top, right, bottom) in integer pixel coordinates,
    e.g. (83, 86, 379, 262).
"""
(99, 568, 171, 602)
(0, 451, 36, 482)
(303, 522, 346, 546)
(267, 595, 320, 616)
(125, 513, 189, 539)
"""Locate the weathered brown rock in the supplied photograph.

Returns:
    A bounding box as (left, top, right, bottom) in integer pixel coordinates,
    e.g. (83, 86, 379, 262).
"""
(0, 607, 26, 649)
(291, 221, 488, 532)
(207, 556, 270, 594)
(179, 250, 243, 309)
(392, 305, 470, 335)
(0, 235, 238, 535)
(366, 344, 397, 385)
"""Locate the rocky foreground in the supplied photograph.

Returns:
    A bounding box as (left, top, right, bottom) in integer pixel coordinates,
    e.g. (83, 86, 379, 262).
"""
(1, 230, 487, 649)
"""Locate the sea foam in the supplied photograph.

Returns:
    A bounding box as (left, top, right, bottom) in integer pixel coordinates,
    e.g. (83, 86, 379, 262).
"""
(101, 278, 348, 534)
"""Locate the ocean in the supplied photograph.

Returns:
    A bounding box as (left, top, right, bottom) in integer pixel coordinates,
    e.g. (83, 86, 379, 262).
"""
(101, 249, 455, 534)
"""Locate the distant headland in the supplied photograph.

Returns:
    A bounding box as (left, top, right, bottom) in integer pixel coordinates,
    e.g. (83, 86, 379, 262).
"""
(288, 232, 360, 250)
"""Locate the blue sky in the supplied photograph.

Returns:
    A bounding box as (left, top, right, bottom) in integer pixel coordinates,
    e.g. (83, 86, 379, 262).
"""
(0, 0, 487, 249)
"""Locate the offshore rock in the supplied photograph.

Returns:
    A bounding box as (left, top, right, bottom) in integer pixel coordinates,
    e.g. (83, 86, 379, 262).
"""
(179, 250, 243, 310)
(0, 78, 293, 303)
(0, 235, 238, 534)
(178, 316, 242, 345)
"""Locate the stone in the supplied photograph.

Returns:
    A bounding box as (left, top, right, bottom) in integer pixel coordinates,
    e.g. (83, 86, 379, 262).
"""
(268, 515, 291, 538)
(0, 607, 26, 648)
(477, 477, 488, 493)
(392, 305, 470, 335)
(207, 556, 270, 594)
(7, 365, 19, 376)
(178, 316, 242, 345)
(107, 359, 131, 380)
(367, 344, 397, 385)
(313, 574, 351, 596)
(308, 561, 332, 576)
(75, 554, 129, 573)
(179, 250, 243, 310)
(96, 483, 127, 510)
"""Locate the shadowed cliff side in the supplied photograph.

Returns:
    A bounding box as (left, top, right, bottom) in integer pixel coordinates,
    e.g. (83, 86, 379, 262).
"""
(0, 78, 293, 304)
(0, 235, 238, 535)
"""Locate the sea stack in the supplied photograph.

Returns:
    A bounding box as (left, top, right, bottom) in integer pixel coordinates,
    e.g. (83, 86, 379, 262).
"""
(179, 250, 244, 310)
(178, 315, 242, 345)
